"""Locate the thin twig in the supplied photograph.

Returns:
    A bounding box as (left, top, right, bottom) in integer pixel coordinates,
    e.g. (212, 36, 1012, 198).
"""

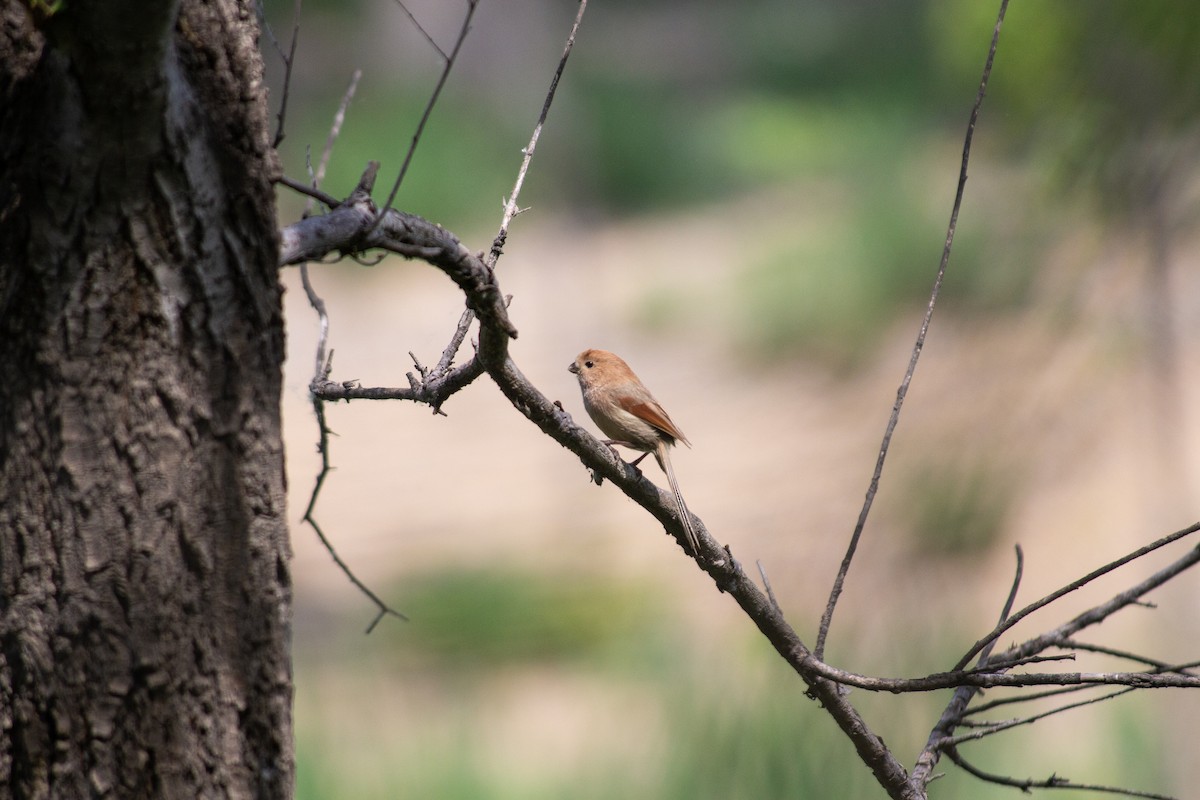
(910, 515, 1197, 793)
(980, 543, 1024, 665)
(278, 174, 340, 209)
(815, 0, 1008, 661)
(953, 521, 1200, 671)
(431, 309, 476, 379)
(945, 745, 1177, 800)
(487, 0, 589, 268)
(1059, 641, 1199, 675)
(292, 82, 406, 626)
(964, 654, 1200, 716)
(426, 0, 587, 381)
(392, 0, 447, 60)
(299, 265, 329, 379)
(303, 392, 409, 630)
(757, 560, 782, 614)
(948, 685, 1135, 746)
(271, 0, 302, 148)
(373, 0, 478, 231)
(911, 544, 1022, 787)
(308, 68, 363, 213)
(258, 0, 300, 147)
(972, 652, 1074, 673)
(256, 0, 287, 60)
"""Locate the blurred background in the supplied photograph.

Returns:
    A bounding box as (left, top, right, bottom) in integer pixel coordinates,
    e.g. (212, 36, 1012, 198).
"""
(262, 1, 1200, 797)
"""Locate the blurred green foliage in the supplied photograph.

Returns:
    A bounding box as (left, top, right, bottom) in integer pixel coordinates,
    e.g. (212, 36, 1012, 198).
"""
(294, 564, 1168, 799)
(380, 567, 668, 669)
(930, 0, 1200, 214)
(270, 4, 1198, 797)
(275, 85, 522, 235)
(267, 0, 1200, 361)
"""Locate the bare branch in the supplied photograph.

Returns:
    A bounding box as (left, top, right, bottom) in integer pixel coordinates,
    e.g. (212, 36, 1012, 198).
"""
(1056, 641, 1200, 675)
(470, 319, 916, 798)
(912, 541, 1022, 788)
(961, 647, 1200, 720)
(816, 0, 1010, 661)
(431, 309, 476, 380)
(392, 0, 448, 61)
(278, 163, 517, 341)
(301, 363, 409, 630)
(311, 68, 362, 207)
(374, 0, 479, 229)
(259, 0, 302, 147)
(945, 746, 1177, 800)
(311, 358, 485, 413)
(299, 264, 329, 380)
(815, 534, 1200, 694)
(273, 9, 299, 147)
(953, 521, 1200, 671)
(487, 0, 588, 268)
(757, 560, 783, 615)
(948, 685, 1135, 746)
(426, 0, 588, 383)
(278, 174, 340, 210)
(288, 77, 409, 623)
(813, 658, 1200, 693)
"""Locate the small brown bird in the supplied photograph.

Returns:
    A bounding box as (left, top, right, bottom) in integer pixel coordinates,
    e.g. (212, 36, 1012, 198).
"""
(568, 348, 700, 556)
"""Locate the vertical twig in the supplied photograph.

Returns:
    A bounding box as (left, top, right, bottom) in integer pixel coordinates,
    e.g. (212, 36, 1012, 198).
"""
(268, 0, 302, 148)
(303, 380, 409, 632)
(294, 64, 405, 629)
(392, 0, 448, 60)
(306, 69, 363, 214)
(487, 0, 589, 268)
(373, 0, 479, 230)
(430, 0, 589, 378)
(815, 0, 1010, 661)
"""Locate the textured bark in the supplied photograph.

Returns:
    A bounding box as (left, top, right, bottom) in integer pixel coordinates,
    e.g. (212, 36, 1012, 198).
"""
(0, 2, 292, 799)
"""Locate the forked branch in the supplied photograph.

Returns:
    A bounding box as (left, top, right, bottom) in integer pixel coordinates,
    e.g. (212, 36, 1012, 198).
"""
(275, 0, 1200, 797)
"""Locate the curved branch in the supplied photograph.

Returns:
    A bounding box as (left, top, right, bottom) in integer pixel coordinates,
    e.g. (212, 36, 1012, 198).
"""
(945, 746, 1177, 800)
(278, 167, 516, 340)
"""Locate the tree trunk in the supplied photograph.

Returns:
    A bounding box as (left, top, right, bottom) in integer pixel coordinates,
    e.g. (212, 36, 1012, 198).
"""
(0, 2, 292, 798)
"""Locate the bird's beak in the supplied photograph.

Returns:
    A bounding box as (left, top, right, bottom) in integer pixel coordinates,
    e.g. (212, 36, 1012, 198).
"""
(567, 362, 579, 374)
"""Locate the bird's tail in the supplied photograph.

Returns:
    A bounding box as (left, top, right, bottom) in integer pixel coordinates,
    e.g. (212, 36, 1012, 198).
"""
(657, 444, 701, 557)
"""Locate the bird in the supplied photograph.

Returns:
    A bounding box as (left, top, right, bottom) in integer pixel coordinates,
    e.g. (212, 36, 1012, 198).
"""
(568, 348, 701, 557)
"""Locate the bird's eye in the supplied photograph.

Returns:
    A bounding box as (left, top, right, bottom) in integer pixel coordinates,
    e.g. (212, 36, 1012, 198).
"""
(585, 361, 593, 368)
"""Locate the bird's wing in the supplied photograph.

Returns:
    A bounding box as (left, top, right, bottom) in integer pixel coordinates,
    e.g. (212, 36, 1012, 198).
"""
(617, 395, 690, 447)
